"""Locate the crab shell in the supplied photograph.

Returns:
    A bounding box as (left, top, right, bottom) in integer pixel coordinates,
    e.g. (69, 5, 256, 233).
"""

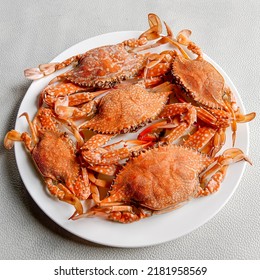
(107, 145, 213, 211)
(172, 56, 226, 108)
(59, 44, 145, 88)
(80, 84, 170, 134)
(31, 116, 89, 200)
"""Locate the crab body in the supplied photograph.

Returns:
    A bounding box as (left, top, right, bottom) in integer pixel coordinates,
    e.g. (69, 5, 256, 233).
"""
(24, 13, 167, 91)
(4, 108, 90, 217)
(57, 44, 145, 88)
(31, 129, 88, 199)
(80, 83, 171, 134)
(24, 38, 149, 89)
(84, 144, 250, 223)
(110, 145, 211, 211)
(172, 56, 226, 109)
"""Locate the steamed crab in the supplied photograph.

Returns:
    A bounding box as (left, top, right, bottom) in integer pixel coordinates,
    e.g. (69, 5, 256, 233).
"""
(134, 21, 256, 145)
(78, 82, 173, 134)
(79, 145, 251, 223)
(4, 107, 89, 217)
(24, 13, 169, 93)
(4, 13, 255, 226)
(170, 34, 256, 144)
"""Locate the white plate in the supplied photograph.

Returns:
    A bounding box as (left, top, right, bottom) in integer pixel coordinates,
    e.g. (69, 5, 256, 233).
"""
(14, 31, 249, 248)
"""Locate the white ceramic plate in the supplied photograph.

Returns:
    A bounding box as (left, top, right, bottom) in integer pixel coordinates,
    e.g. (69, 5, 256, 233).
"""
(14, 31, 249, 247)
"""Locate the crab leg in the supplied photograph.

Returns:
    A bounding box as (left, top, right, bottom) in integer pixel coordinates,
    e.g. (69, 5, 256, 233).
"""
(235, 110, 256, 123)
(141, 51, 176, 87)
(41, 82, 88, 107)
(196, 165, 228, 197)
(183, 126, 217, 151)
(104, 207, 152, 223)
(82, 139, 149, 166)
(196, 107, 232, 153)
(81, 134, 117, 175)
(176, 29, 203, 58)
(89, 201, 184, 222)
(55, 97, 97, 120)
(81, 134, 114, 150)
(139, 103, 197, 143)
(24, 14, 162, 81)
(41, 82, 107, 107)
(88, 164, 118, 176)
(132, 14, 179, 54)
(162, 122, 195, 144)
(223, 99, 237, 146)
(198, 148, 252, 195)
(72, 205, 152, 223)
(210, 128, 226, 156)
(137, 19, 191, 60)
(223, 89, 256, 146)
(88, 171, 110, 188)
(139, 13, 162, 40)
(20, 112, 39, 144)
(138, 120, 168, 141)
(45, 178, 83, 218)
(4, 112, 41, 151)
(89, 183, 101, 205)
(32, 106, 86, 148)
(69, 169, 91, 200)
(4, 130, 23, 150)
(199, 105, 254, 150)
(4, 129, 37, 154)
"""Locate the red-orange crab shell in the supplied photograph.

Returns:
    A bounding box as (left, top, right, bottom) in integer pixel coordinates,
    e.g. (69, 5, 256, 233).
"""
(32, 131, 87, 196)
(107, 145, 213, 211)
(58, 44, 145, 88)
(172, 56, 226, 109)
(80, 84, 171, 134)
(30, 109, 90, 200)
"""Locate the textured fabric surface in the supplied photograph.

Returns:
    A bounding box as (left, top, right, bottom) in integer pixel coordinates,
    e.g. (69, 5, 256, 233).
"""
(1, 0, 259, 259)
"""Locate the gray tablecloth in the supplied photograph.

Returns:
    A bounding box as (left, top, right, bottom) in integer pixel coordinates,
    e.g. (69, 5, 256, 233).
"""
(1, 0, 259, 259)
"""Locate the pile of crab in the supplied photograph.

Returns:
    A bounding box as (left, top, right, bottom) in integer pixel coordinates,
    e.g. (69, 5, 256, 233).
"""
(5, 14, 255, 223)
